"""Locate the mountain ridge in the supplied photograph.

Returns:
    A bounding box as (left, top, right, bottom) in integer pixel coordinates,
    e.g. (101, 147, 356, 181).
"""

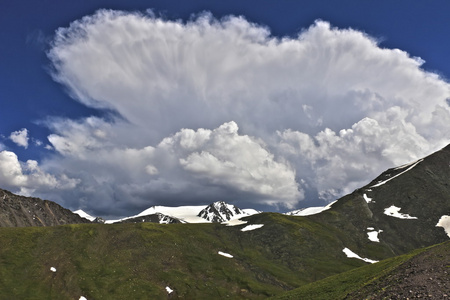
(0, 188, 90, 227)
(0, 144, 448, 298)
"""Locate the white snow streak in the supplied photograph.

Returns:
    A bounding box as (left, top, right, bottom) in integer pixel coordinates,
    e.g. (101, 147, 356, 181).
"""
(342, 248, 378, 264)
(371, 159, 423, 188)
(363, 194, 372, 203)
(436, 215, 450, 238)
(218, 251, 233, 258)
(165, 286, 174, 294)
(241, 224, 264, 232)
(224, 219, 248, 226)
(383, 205, 418, 219)
(286, 200, 337, 216)
(73, 209, 96, 221)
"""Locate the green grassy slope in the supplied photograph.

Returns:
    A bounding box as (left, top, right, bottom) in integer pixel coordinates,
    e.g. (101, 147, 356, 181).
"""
(0, 213, 373, 299)
(272, 241, 449, 300)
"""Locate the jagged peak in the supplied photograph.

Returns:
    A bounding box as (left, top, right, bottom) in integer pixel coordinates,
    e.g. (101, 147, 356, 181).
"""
(197, 201, 244, 223)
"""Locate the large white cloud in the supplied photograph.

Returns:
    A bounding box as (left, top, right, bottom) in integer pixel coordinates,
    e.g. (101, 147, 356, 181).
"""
(41, 119, 299, 214)
(7, 10, 449, 216)
(0, 150, 79, 196)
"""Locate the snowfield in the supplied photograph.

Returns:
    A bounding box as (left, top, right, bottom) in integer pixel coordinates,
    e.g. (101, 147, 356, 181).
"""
(384, 205, 418, 219)
(342, 248, 378, 264)
(285, 200, 337, 216)
(105, 203, 260, 224)
(367, 228, 383, 242)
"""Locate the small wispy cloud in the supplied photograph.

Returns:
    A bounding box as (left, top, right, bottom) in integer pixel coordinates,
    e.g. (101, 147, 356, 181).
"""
(9, 128, 29, 149)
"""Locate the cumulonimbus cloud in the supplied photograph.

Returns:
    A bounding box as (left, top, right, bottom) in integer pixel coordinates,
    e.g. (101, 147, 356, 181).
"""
(6, 10, 450, 216)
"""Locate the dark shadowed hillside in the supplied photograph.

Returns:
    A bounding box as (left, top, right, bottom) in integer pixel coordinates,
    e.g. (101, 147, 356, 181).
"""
(309, 144, 450, 260)
(273, 241, 449, 300)
(0, 188, 90, 227)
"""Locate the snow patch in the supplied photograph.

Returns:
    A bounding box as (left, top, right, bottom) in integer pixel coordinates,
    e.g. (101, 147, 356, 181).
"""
(218, 251, 233, 258)
(224, 219, 248, 226)
(384, 205, 418, 219)
(363, 194, 372, 203)
(50, 267, 56, 272)
(286, 200, 337, 216)
(342, 248, 378, 264)
(241, 224, 264, 232)
(367, 229, 383, 242)
(165, 286, 174, 294)
(371, 159, 423, 187)
(73, 209, 96, 221)
(436, 215, 450, 238)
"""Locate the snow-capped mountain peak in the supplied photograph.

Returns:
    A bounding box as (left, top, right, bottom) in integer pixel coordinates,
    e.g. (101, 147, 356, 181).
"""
(197, 201, 246, 222)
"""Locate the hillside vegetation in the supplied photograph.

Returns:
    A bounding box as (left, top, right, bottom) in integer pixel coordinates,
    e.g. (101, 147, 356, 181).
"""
(0, 145, 449, 299)
(273, 241, 449, 299)
(0, 213, 381, 299)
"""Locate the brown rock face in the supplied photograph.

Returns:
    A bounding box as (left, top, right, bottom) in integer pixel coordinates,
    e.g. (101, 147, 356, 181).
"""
(0, 188, 91, 227)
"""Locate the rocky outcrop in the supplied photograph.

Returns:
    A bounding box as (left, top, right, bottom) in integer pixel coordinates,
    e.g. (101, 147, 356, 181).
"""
(0, 188, 91, 227)
(197, 201, 244, 222)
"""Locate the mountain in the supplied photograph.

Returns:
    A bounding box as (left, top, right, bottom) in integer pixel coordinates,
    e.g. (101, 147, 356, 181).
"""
(314, 144, 450, 257)
(0, 144, 449, 298)
(105, 201, 260, 224)
(118, 212, 182, 224)
(0, 188, 91, 227)
(273, 241, 450, 299)
(197, 201, 255, 222)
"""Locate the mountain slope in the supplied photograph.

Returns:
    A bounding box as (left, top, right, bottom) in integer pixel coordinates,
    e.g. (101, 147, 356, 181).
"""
(0, 188, 90, 227)
(1, 209, 393, 299)
(311, 144, 450, 259)
(0, 144, 448, 298)
(273, 241, 449, 300)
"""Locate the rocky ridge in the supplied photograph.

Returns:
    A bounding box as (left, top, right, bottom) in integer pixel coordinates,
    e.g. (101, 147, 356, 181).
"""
(0, 188, 90, 227)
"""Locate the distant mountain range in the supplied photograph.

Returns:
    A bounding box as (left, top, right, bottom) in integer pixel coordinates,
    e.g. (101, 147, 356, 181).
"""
(0, 144, 448, 299)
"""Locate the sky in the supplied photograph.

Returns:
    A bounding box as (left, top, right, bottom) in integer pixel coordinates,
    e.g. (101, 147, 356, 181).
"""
(1, 0, 450, 218)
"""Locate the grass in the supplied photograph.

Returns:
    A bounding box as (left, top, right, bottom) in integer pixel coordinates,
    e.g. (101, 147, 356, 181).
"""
(1, 212, 445, 299)
(0, 213, 373, 299)
(271, 242, 445, 300)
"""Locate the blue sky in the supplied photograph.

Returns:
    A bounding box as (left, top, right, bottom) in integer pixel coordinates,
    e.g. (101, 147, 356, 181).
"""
(1, 0, 450, 217)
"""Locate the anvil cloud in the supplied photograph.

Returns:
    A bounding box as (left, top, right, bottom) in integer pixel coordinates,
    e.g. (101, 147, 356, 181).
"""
(3, 10, 450, 216)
